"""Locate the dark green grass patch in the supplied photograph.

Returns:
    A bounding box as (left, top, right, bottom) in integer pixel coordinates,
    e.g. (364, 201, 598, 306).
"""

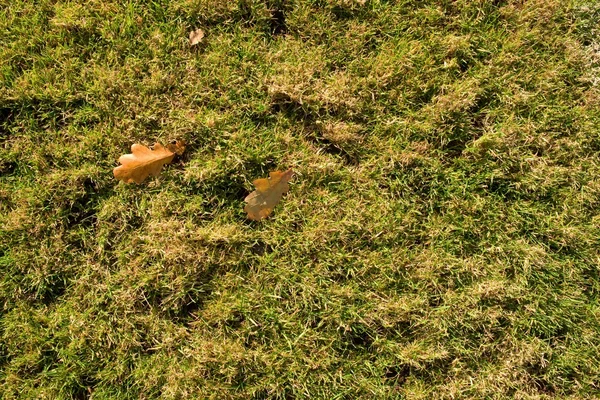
(1, 0, 600, 398)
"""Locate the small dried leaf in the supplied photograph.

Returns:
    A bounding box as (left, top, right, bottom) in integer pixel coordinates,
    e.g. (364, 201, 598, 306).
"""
(244, 169, 294, 221)
(113, 140, 185, 184)
(189, 28, 205, 46)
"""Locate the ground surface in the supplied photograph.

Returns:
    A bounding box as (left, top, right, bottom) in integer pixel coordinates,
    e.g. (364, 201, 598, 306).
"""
(1, 0, 600, 398)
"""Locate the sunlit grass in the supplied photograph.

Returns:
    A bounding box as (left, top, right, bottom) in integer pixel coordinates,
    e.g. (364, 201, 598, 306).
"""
(1, 0, 599, 398)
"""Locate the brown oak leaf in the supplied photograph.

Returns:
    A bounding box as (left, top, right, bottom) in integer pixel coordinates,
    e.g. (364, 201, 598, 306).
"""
(189, 28, 205, 46)
(113, 140, 185, 184)
(244, 169, 294, 221)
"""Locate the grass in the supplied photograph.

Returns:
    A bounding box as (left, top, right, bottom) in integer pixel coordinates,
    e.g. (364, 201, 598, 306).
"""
(1, 0, 600, 398)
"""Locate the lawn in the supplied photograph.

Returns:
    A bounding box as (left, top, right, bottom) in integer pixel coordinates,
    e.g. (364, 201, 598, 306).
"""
(1, 0, 600, 398)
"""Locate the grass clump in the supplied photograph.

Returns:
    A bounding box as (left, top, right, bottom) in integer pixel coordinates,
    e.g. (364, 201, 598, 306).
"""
(1, 0, 600, 398)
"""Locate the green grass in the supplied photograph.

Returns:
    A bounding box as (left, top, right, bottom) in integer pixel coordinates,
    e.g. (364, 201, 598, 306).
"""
(1, 0, 600, 398)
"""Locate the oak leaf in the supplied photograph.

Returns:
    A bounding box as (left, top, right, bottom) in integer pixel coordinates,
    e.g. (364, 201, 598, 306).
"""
(244, 169, 294, 221)
(189, 28, 205, 46)
(113, 140, 185, 184)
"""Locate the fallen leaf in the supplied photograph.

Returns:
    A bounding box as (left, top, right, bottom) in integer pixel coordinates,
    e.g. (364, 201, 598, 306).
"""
(189, 28, 205, 46)
(113, 140, 185, 184)
(244, 169, 294, 221)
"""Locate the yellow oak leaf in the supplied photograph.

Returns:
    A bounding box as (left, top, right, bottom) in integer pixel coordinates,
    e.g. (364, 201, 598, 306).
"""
(244, 169, 294, 221)
(113, 140, 185, 184)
